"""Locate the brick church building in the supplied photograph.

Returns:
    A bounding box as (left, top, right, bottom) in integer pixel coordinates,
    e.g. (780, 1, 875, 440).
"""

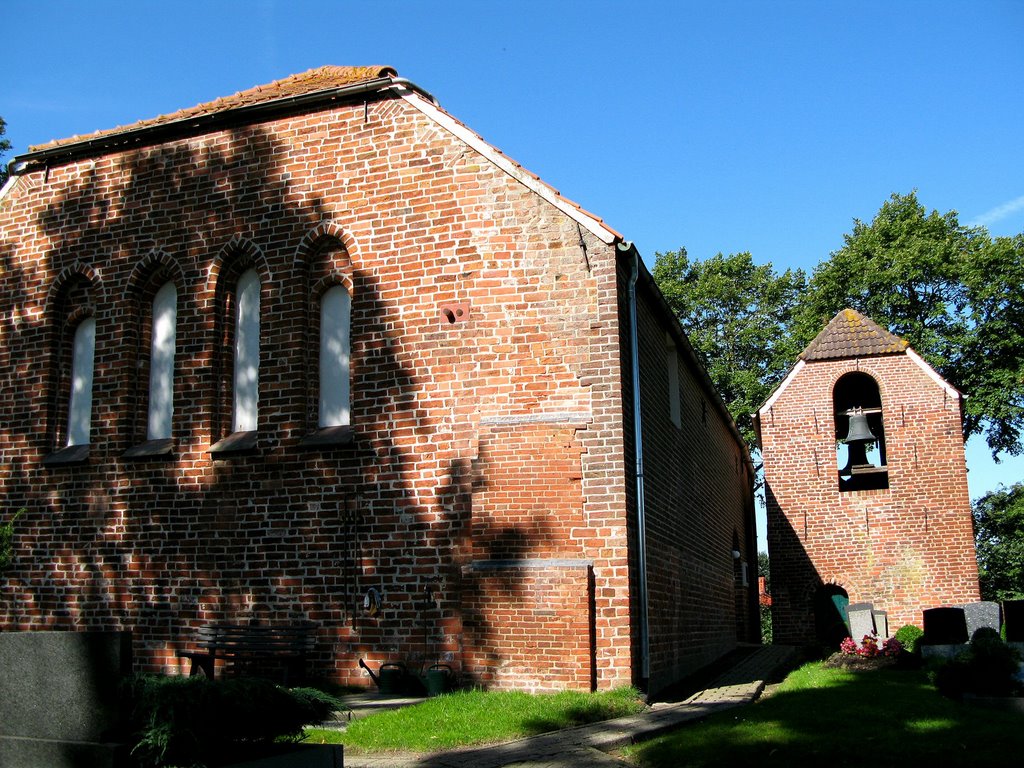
(0, 67, 758, 693)
(755, 309, 980, 645)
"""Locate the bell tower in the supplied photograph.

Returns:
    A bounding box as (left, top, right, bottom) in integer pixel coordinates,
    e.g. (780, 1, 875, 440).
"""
(754, 309, 980, 646)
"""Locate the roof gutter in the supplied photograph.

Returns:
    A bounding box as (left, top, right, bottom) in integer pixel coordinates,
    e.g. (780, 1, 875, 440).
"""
(6, 76, 439, 178)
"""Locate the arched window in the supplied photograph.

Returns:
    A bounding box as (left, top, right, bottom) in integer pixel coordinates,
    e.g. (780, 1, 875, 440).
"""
(318, 284, 351, 428)
(147, 281, 177, 440)
(67, 317, 96, 447)
(232, 269, 260, 433)
(834, 372, 889, 491)
(43, 266, 99, 466)
(296, 229, 356, 449)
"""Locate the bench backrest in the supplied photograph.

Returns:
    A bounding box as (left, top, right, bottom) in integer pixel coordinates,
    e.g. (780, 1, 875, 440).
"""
(195, 624, 315, 654)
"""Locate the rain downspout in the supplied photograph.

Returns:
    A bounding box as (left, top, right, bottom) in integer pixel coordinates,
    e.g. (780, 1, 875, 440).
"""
(623, 241, 650, 685)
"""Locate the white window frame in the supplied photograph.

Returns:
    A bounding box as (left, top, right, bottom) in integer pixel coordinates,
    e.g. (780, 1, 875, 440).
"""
(147, 281, 177, 440)
(67, 317, 96, 446)
(232, 269, 260, 433)
(318, 284, 351, 428)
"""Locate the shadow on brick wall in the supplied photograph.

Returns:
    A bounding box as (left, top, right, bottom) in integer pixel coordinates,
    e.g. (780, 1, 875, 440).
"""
(0, 119, 498, 686)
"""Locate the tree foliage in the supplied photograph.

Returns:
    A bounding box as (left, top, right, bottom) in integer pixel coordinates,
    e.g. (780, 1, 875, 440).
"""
(0, 117, 10, 186)
(973, 482, 1024, 602)
(652, 249, 806, 449)
(653, 192, 1024, 459)
(796, 192, 1024, 456)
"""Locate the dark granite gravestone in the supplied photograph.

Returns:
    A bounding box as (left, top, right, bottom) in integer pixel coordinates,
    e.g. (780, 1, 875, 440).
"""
(922, 606, 969, 644)
(0, 630, 131, 768)
(957, 601, 1001, 640)
(1004, 600, 1024, 642)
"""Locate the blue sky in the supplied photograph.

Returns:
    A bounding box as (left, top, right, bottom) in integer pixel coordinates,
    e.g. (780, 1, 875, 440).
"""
(6, 1, 1023, 545)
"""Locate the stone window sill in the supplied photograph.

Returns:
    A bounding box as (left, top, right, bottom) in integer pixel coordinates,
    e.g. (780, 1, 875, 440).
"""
(122, 438, 175, 460)
(43, 444, 90, 466)
(209, 430, 259, 455)
(298, 425, 355, 449)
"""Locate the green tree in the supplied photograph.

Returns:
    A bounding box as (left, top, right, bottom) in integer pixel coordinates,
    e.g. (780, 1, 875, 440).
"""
(973, 483, 1024, 602)
(652, 249, 806, 449)
(757, 551, 770, 588)
(757, 551, 772, 643)
(956, 233, 1024, 455)
(796, 191, 1024, 456)
(0, 117, 11, 186)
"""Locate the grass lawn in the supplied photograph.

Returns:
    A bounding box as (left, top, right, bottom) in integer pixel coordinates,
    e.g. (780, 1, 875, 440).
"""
(304, 686, 645, 752)
(622, 661, 1024, 767)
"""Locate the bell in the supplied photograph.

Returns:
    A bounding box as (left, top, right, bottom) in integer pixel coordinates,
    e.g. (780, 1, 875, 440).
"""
(839, 409, 876, 476)
(842, 411, 876, 444)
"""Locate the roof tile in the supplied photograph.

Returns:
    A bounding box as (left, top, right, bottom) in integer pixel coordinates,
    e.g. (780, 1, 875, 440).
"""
(30, 66, 397, 152)
(800, 308, 909, 361)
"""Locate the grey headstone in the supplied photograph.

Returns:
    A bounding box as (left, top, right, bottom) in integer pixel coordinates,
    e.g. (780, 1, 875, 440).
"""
(0, 738, 127, 768)
(920, 644, 963, 662)
(958, 601, 1001, 640)
(872, 610, 889, 639)
(923, 607, 968, 644)
(847, 602, 876, 644)
(0, 630, 131, 768)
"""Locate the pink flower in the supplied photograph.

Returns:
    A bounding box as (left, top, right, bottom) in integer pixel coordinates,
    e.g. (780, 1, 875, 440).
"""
(881, 637, 904, 657)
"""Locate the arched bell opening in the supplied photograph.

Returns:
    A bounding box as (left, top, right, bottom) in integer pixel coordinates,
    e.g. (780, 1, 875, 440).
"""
(833, 372, 889, 491)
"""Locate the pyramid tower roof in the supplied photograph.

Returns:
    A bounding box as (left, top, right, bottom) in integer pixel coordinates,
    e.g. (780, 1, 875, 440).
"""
(800, 308, 909, 362)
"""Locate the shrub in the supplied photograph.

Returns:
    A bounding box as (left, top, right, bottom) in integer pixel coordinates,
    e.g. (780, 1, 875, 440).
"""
(893, 624, 924, 655)
(0, 508, 24, 572)
(931, 627, 1021, 699)
(126, 674, 342, 767)
(760, 603, 773, 644)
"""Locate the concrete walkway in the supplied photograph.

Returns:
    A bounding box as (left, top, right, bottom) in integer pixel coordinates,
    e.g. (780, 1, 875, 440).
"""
(342, 645, 800, 768)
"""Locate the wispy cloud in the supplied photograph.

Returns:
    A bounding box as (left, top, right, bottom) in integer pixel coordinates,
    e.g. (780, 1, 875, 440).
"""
(969, 194, 1024, 227)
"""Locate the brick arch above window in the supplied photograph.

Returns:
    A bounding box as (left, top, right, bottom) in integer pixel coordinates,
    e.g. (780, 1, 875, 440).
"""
(292, 221, 359, 272)
(208, 235, 270, 296)
(45, 261, 104, 321)
(124, 249, 185, 302)
(310, 272, 354, 298)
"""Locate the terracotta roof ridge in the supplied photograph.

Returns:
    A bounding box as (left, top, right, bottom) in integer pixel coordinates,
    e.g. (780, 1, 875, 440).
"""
(29, 66, 398, 153)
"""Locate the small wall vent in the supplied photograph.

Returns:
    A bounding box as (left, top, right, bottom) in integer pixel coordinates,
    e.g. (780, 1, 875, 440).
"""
(440, 302, 470, 325)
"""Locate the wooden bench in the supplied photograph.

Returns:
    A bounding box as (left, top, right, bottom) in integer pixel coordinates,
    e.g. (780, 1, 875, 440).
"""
(178, 624, 315, 685)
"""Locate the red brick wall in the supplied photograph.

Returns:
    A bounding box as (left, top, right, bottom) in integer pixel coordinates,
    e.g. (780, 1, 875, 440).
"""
(0, 87, 751, 694)
(0, 92, 634, 690)
(761, 355, 980, 645)
(619, 265, 759, 692)
(461, 563, 593, 691)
